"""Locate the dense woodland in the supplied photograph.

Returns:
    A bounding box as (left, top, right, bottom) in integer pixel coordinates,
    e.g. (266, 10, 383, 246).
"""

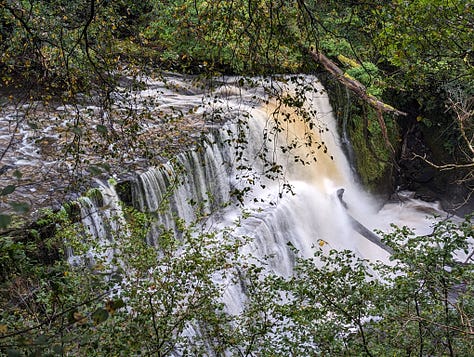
(0, 1, 473, 355)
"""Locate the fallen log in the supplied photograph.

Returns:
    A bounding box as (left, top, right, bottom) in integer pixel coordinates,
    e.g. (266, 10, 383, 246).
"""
(309, 50, 407, 152)
(309, 50, 407, 117)
(337, 188, 394, 254)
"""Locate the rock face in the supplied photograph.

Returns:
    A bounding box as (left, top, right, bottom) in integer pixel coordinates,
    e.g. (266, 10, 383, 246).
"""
(397, 119, 473, 216)
(324, 79, 472, 216)
(398, 123, 437, 193)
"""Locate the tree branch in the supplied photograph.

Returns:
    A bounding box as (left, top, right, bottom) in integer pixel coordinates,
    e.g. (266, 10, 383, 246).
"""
(309, 50, 407, 117)
(309, 50, 406, 153)
(412, 153, 474, 171)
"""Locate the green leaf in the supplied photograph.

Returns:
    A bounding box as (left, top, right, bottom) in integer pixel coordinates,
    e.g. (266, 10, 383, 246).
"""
(35, 334, 48, 345)
(96, 124, 108, 134)
(1, 185, 16, 196)
(9, 201, 30, 213)
(105, 298, 126, 314)
(92, 308, 109, 325)
(6, 349, 22, 357)
(13, 170, 22, 179)
(87, 165, 103, 175)
(112, 298, 126, 310)
(98, 162, 111, 172)
(71, 126, 82, 136)
(27, 121, 39, 130)
(110, 273, 123, 283)
(53, 345, 64, 354)
(0, 214, 12, 229)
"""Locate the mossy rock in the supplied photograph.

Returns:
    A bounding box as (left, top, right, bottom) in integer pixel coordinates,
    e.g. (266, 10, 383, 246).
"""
(348, 108, 399, 191)
(323, 79, 399, 194)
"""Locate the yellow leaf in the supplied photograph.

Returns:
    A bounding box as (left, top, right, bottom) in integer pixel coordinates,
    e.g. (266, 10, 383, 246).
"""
(0, 324, 7, 334)
(105, 300, 115, 314)
(73, 311, 87, 325)
(337, 54, 361, 68)
(94, 263, 104, 271)
(343, 72, 356, 81)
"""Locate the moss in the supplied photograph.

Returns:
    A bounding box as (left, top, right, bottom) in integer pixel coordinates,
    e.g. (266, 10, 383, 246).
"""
(348, 107, 399, 191)
(322, 77, 399, 193)
(63, 202, 81, 223)
(350, 126, 388, 188)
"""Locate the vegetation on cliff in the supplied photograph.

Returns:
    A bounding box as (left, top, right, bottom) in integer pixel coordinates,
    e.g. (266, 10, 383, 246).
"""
(1, 198, 473, 355)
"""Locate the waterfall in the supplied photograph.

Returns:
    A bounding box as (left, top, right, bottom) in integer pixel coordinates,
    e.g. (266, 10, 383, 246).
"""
(127, 75, 451, 271)
(68, 75, 454, 353)
(69, 181, 126, 268)
(132, 141, 233, 245)
(131, 76, 397, 266)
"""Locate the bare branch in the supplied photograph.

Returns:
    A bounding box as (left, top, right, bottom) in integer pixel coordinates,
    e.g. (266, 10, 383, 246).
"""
(446, 93, 474, 159)
(412, 153, 474, 171)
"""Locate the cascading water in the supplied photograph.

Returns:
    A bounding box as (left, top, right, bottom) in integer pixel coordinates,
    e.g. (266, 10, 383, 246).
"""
(64, 76, 466, 355)
(133, 136, 233, 245)
(70, 181, 127, 268)
(130, 75, 445, 273)
(69, 74, 459, 353)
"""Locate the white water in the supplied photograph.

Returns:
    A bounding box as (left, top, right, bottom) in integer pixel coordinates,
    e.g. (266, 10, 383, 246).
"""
(70, 182, 126, 268)
(130, 75, 447, 270)
(75, 75, 451, 320)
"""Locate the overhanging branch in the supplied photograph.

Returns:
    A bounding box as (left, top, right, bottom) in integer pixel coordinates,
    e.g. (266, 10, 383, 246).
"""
(309, 50, 407, 117)
(309, 50, 407, 153)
